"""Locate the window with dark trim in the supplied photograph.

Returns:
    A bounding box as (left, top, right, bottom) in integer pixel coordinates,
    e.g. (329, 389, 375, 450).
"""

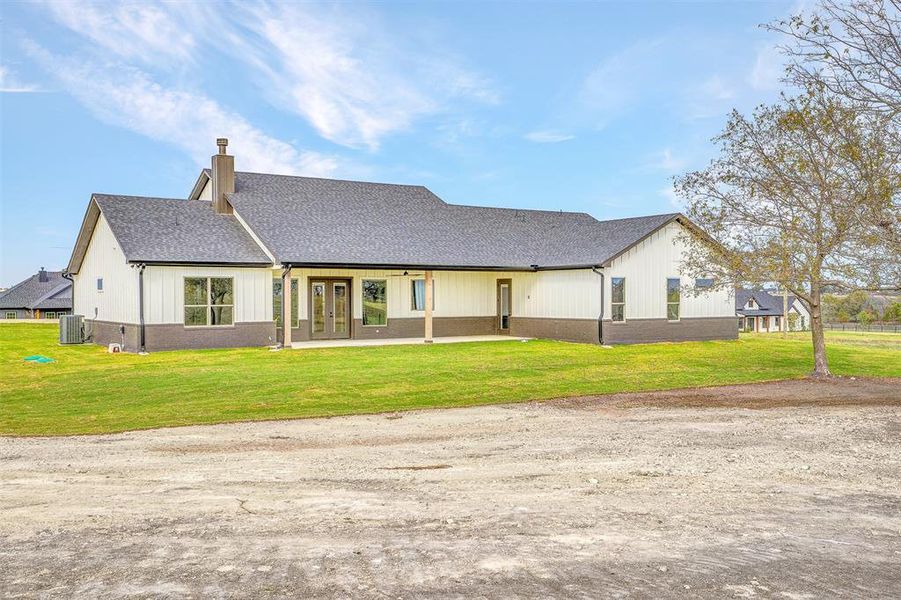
(362, 279, 387, 326)
(611, 277, 625, 321)
(411, 279, 434, 311)
(272, 278, 299, 327)
(666, 278, 680, 321)
(184, 277, 234, 326)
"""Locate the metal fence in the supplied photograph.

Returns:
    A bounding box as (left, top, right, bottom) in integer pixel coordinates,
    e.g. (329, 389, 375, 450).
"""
(824, 322, 901, 333)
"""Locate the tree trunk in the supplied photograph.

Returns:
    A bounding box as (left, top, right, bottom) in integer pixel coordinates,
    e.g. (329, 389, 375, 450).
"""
(809, 284, 832, 377)
(782, 288, 788, 339)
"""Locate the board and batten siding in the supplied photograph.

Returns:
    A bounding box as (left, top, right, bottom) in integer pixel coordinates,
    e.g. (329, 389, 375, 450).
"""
(142, 266, 273, 325)
(509, 269, 600, 319)
(197, 179, 212, 200)
(603, 221, 734, 320)
(73, 212, 139, 324)
(279, 268, 600, 322)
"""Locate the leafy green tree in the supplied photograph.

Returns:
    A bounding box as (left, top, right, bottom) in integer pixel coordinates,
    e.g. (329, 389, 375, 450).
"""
(676, 91, 900, 377)
(884, 301, 901, 322)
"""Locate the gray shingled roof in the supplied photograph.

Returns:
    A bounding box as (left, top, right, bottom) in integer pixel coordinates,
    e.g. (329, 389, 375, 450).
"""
(736, 289, 799, 315)
(72, 172, 686, 271)
(0, 270, 72, 309)
(94, 195, 272, 265)
(226, 172, 680, 269)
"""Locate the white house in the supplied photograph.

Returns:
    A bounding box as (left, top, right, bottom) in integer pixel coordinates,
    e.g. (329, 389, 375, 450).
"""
(66, 139, 737, 352)
(736, 289, 810, 333)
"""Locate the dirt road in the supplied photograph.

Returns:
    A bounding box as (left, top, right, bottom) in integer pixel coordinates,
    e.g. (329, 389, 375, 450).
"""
(2, 378, 900, 598)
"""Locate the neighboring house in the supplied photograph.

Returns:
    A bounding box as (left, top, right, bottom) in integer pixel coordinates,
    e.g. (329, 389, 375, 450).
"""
(736, 289, 810, 333)
(66, 139, 737, 352)
(0, 268, 72, 319)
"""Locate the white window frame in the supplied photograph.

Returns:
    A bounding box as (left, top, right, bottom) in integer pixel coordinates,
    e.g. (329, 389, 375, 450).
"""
(610, 277, 626, 322)
(44, 312, 57, 319)
(5, 311, 17, 319)
(183, 276, 235, 328)
(97, 277, 104, 293)
(666, 277, 681, 322)
(361, 278, 388, 327)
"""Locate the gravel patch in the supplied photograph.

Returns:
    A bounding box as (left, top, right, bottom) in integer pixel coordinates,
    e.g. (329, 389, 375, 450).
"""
(1, 378, 899, 598)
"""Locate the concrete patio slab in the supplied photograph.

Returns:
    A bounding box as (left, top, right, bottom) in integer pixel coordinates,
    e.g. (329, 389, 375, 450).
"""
(291, 334, 529, 349)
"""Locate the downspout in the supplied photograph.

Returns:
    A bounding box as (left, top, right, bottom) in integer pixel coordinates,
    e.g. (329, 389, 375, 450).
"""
(61, 270, 84, 341)
(138, 264, 146, 353)
(591, 267, 604, 345)
(61, 270, 74, 302)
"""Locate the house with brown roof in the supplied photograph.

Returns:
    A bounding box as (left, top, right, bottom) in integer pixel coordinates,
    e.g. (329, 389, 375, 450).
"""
(0, 268, 72, 320)
(66, 139, 737, 352)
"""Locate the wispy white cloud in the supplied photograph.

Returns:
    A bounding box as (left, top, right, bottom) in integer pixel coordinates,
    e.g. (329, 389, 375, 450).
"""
(25, 42, 341, 177)
(660, 184, 683, 209)
(683, 75, 739, 120)
(577, 39, 667, 127)
(646, 148, 687, 174)
(39, 0, 197, 66)
(238, 5, 434, 151)
(748, 44, 784, 91)
(524, 130, 574, 143)
(36, 1, 499, 152)
(700, 75, 736, 101)
(234, 3, 498, 150)
(0, 65, 41, 93)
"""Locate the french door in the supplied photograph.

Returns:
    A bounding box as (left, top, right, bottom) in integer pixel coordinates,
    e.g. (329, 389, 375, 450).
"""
(310, 279, 351, 340)
(497, 279, 511, 333)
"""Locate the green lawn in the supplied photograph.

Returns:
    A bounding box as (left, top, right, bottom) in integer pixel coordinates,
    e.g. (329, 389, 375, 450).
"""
(1, 323, 898, 436)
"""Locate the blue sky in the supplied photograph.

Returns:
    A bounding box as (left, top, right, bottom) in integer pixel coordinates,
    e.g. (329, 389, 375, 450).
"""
(0, 1, 799, 286)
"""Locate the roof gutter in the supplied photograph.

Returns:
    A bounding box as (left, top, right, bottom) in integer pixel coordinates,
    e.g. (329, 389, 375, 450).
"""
(279, 261, 599, 272)
(127, 260, 273, 268)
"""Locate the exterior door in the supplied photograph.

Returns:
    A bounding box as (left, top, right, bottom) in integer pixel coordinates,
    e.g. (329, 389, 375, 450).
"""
(497, 279, 511, 333)
(310, 279, 351, 340)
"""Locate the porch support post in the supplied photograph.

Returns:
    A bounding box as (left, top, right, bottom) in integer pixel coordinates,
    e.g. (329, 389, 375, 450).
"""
(282, 266, 292, 348)
(424, 270, 433, 343)
(782, 289, 788, 337)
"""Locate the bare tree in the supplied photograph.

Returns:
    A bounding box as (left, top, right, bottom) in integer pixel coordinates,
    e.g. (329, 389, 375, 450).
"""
(675, 91, 900, 376)
(767, 0, 901, 120)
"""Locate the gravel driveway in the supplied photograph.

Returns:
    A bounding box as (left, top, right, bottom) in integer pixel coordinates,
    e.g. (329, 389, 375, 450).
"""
(2, 378, 900, 599)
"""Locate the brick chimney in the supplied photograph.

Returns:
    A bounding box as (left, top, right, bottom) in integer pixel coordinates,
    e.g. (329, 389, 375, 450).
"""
(211, 138, 234, 215)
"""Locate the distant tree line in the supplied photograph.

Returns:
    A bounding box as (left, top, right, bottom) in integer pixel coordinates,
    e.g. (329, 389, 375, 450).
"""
(822, 291, 901, 324)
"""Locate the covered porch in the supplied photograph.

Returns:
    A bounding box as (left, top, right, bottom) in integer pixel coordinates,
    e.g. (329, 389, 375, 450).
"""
(276, 267, 517, 348)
